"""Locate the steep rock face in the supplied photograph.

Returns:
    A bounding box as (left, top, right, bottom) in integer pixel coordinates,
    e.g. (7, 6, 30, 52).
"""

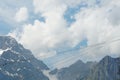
(0, 36, 49, 80)
(85, 56, 120, 80)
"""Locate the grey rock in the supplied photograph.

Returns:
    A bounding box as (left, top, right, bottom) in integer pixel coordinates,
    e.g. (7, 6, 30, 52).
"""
(0, 36, 49, 80)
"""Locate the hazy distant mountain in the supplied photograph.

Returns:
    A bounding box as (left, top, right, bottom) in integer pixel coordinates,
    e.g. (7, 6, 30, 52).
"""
(50, 55, 120, 80)
(0, 36, 49, 80)
(85, 56, 120, 80)
(50, 60, 96, 80)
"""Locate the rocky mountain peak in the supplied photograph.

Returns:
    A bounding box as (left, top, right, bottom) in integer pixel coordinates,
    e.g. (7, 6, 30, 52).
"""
(0, 36, 49, 80)
(0, 36, 18, 50)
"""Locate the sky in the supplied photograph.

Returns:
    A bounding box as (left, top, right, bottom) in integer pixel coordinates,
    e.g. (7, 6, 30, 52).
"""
(0, 0, 120, 69)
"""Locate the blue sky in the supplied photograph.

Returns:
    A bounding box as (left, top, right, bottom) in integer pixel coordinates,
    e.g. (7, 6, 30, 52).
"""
(1, 0, 120, 69)
(0, 20, 12, 35)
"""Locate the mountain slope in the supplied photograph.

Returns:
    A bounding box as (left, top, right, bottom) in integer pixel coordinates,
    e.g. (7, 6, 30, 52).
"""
(50, 60, 95, 80)
(0, 36, 49, 80)
(50, 56, 120, 80)
(85, 56, 120, 80)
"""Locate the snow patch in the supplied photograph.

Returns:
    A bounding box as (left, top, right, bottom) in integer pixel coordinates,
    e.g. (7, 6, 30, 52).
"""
(23, 67, 26, 69)
(5, 71, 18, 77)
(28, 60, 30, 63)
(0, 50, 4, 56)
(17, 68, 21, 71)
(10, 59, 15, 62)
(0, 48, 11, 56)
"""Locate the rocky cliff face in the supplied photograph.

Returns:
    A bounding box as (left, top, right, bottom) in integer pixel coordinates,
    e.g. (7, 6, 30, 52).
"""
(85, 56, 120, 80)
(0, 36, 49, 80)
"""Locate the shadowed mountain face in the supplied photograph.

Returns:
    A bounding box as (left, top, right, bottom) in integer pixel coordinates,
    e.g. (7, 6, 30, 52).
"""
(0, 36, 49, 80)
(85, 56, 120, 80)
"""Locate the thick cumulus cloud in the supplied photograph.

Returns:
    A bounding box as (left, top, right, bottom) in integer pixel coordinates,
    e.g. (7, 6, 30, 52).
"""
(9, 0, 120, 64)
(12, 0, 84, 59)
(67, 0, 120, 62)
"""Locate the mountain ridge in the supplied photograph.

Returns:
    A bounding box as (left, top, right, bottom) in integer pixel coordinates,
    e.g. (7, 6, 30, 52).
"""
(50, 55, 120, 80)
(0, 36, 49, 80)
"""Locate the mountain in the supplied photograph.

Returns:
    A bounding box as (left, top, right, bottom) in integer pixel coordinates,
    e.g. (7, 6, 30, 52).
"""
(50, 56, 120, 80)
(85, 56, 120, 80)
(0, 36, 49, 80)
(1, 36, 119, 80)
(50, 60, 95, 80)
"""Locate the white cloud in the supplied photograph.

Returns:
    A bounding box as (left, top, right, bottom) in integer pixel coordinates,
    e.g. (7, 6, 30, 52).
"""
(33, 0, 83, 14)
(9, 0, 120, 68)
(67, 0, 120, 61)
(13, 0, 81, 59)
(18, 18, 72, 59)
(15, 7, 29, 22)
(108, 6, 120, 26)
(0, 0, 33, 28)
